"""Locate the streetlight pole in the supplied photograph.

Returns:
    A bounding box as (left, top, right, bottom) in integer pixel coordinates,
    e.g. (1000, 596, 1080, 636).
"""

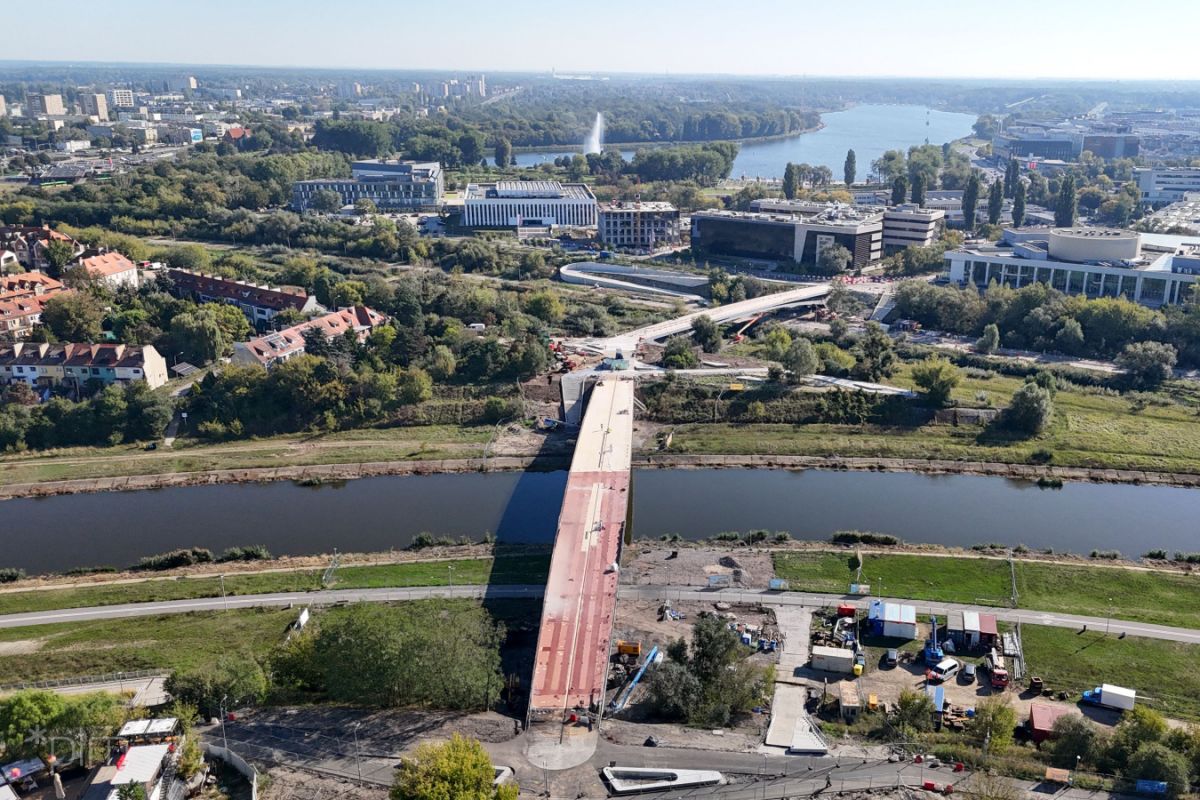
(220, 574, 228, 612)
(1107, 597, 1113, 635)
(219, 695, 229, 752)
(447, 564, 455, 592)
(352, 722, 363, 781)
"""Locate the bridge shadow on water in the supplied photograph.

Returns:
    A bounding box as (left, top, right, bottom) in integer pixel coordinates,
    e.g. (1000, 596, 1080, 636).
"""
(483, 429, 574, 720)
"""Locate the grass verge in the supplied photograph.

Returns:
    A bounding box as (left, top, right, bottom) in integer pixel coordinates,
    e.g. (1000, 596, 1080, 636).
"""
(0, 555, 551, 616)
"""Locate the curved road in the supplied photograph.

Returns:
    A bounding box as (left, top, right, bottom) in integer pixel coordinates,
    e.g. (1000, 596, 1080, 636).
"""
(2, 584, 1198, 644)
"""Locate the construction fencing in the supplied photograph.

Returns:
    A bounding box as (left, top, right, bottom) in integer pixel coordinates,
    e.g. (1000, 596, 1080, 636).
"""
(204, 742, 259, 800)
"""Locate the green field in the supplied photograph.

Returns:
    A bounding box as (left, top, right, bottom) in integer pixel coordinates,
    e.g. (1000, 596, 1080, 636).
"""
(662, 366, 1200, 474)
(0, 425, 494, 486)
(0, 608, 296, 683)
(773, 551, 1200, 629)
(0, 554, 550, 616)
(1021, 625, 1200, 720)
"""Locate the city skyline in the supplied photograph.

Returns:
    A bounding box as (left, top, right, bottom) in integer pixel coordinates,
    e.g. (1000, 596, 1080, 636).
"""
(4, 0, 1195, 81)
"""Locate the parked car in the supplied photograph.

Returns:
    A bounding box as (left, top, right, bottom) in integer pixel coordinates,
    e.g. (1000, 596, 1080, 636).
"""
(884, 649, 899, 668)
(961, 663, 977, 684)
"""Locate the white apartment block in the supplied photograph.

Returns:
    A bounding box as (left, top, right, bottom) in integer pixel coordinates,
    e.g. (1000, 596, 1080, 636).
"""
(464, 181, 597, 228)
(1136, 167, 1200, 205)
(882, 204, 946, 251)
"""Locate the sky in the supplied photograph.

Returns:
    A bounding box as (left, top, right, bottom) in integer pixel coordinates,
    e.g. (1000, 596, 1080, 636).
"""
(6, 0, 1197, 81)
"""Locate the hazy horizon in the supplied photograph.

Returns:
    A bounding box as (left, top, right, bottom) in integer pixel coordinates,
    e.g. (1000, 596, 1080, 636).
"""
(5, 0, 1196, 82)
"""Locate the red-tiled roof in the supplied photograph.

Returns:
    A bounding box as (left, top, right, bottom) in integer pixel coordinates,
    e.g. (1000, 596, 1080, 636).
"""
(0, 272, 66, 301)
(80, 251, 136, 278)
(167, 269, 312, 312)
(239, 306, 387, 366)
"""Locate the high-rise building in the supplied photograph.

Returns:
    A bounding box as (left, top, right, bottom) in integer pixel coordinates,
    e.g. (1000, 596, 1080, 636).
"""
(28, 93, 65, 116)
(79, 93, 109, 121)
(166, 76, 198, 93)
(599, 202, 680, 249)
(108, 89, 135, 108)
(0, 95, 7, 118)
(336, 81, 363, 99)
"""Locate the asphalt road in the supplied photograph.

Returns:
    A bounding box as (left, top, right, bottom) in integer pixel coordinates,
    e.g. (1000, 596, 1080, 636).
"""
(2, 584, 1198, 644)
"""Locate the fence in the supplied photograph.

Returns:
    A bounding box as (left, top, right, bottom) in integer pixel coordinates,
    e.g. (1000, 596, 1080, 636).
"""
(0, 669, 167, 693)
(204, 742, 259, 800)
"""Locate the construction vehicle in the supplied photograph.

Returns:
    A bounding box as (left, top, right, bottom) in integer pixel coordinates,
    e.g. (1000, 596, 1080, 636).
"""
(923, 616, 944, 665)
(1082, 684, 1136, 711)
(616, 641, 642, 658)
(986, 648, 1010, 689)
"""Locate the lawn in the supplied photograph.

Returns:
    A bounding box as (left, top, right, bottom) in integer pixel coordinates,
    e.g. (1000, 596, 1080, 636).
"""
(773, 551, 1014, 605)
(1021, 624, 1200, 720)
(0, 555, 551, 616)
(659, 366, 1200, 474)
(773, 551, 1200, 629)
(0, 425, 494, 486)
(0, 608, 296, 682)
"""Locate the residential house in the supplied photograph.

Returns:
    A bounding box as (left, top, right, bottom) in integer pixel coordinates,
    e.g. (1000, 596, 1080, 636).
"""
(0, 343, 168, 389)
(232, 306, 387, 368)
(78, 250, 140, 289)
(0, 226, 82, 270)
(167, 268, 320, 326)
(0, 272, 69, 340)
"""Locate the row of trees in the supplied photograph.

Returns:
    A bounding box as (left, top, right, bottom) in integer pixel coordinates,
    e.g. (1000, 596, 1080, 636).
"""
(0, 382, 172, 452)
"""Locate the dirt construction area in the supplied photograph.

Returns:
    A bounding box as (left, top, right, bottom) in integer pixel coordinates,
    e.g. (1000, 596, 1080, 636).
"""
(620, 544, 776, 588)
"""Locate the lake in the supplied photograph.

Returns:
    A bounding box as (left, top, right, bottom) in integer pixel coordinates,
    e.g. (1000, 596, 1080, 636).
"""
(503, 105, 977, 180)
(3, 468, 1198, 574)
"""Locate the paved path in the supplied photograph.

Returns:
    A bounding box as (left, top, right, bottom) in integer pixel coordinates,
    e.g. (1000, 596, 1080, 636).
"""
(1, 583, 1197, 644)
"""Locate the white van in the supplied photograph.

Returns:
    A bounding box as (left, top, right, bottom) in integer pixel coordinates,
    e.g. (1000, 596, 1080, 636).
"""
(928, 657, 960, 683)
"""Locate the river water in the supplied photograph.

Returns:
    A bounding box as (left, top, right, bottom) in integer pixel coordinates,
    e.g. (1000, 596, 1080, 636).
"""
(3, 468, 1198, 574)
(507, 105, 977, 180)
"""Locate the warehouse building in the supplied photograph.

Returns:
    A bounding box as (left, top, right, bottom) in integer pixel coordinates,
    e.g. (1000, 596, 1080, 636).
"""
(944, 610, 999, 650)
(463, 180, 597, 228)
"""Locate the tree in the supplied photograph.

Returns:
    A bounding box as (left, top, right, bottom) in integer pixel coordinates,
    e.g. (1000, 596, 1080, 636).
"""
(41, 292, 104, 342)
(1127, 743, 1190, 797)
(396, 367, 433, 405)
(1106, 705, 1168, 772)
(852, 322, 896, 381)
(164, 653, 267, 718)
(963, 174, 981, 231)
(818, 244, 853, 274)
(891, 176, 908, 206)
(911, 357, 961, 406)
(969, 697, 1016, 754)
(894, 689, 934, 734)
(117, 785, 147, 800)
(353, 198, 378, 216)
(1116, 341, 1177, 389)
(762, 327, 792, 362)
(43, 239, 77, 279)
(1012, 181, 1027, 228)
(1049, 715, 1101, 767)
(782, 162, 799, 200)
(524, 290, 564, 324)
(1054, 317, 1085, 355)
(988, 180, 1003, 225)
(309, 188, 343, 214)
(1004, 158, 1019, 198)
(169, 310, 227, 365)
(426, 345, 457, 381)
(1004, 382, 1053, 434)
(0, 690, 67, 757)
(910, 173, 926, 207)
(782, 337, 818, 383)
(647, 660, 702, 720)
(494, 138, 512, 168)
(976, 323, 1000, 354)
(691, 315, 722, 353)
(1055, 174, 1077, 227)
(392, 734, 517, 800)
(843, 149, 856, 186)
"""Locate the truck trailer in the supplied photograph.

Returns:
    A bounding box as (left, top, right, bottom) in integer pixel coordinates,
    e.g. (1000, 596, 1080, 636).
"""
(1081, 684, 1136, 711)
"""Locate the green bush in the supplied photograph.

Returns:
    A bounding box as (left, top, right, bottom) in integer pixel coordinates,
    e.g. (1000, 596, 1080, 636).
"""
(217, 545, 273, 563)
(131, 548, 214, 571)
(0, 568, 25, 584)
(1090, 549, 1122, 560)
(830, 531, 901, 546)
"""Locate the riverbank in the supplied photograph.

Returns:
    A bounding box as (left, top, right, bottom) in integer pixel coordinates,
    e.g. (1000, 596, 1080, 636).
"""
(4, 449, 1200, 502)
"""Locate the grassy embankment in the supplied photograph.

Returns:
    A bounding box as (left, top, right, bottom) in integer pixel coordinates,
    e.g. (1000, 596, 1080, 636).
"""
(664, 364, 1200, 474)
(0, 554, 551, 616)
(0, 598, 542, 684)
(773, 551, 1200, 629)
(0, 425, 494, 486)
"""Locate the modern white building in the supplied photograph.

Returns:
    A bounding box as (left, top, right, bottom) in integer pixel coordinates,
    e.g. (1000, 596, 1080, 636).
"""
(291, 160, 443, 212)
(882, 204, 946, 251)
(1135, 167, 1200, 205)
(945, 227, 1200, 307)
(598, 201, 680, 249)
(463, 180, 597, 228)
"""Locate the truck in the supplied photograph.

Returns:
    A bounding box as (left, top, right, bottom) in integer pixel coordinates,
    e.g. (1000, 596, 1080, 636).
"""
(986, 648, 1009, 689)
(1082, 684, 1136, 711)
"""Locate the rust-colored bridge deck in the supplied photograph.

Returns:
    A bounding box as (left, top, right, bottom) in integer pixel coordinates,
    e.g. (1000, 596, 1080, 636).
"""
(529, 377, 633, 716)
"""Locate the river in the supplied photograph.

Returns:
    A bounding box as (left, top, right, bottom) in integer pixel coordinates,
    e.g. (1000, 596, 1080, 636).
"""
(4, 468, 1198, 574)
(504, 105, 977, 180)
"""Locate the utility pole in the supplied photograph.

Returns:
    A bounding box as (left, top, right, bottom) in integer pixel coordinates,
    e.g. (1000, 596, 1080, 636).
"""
(219, 695, 229, 752)
(448, 564, 455, 592)
(220, 574, 228, 612)
(352, 721, 363, 781)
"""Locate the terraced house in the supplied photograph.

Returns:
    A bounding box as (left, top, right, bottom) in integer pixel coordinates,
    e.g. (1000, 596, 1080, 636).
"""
(0, 343, 168, 390)
(167, 268, 320, 327)
(0, 272, 68, 340)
